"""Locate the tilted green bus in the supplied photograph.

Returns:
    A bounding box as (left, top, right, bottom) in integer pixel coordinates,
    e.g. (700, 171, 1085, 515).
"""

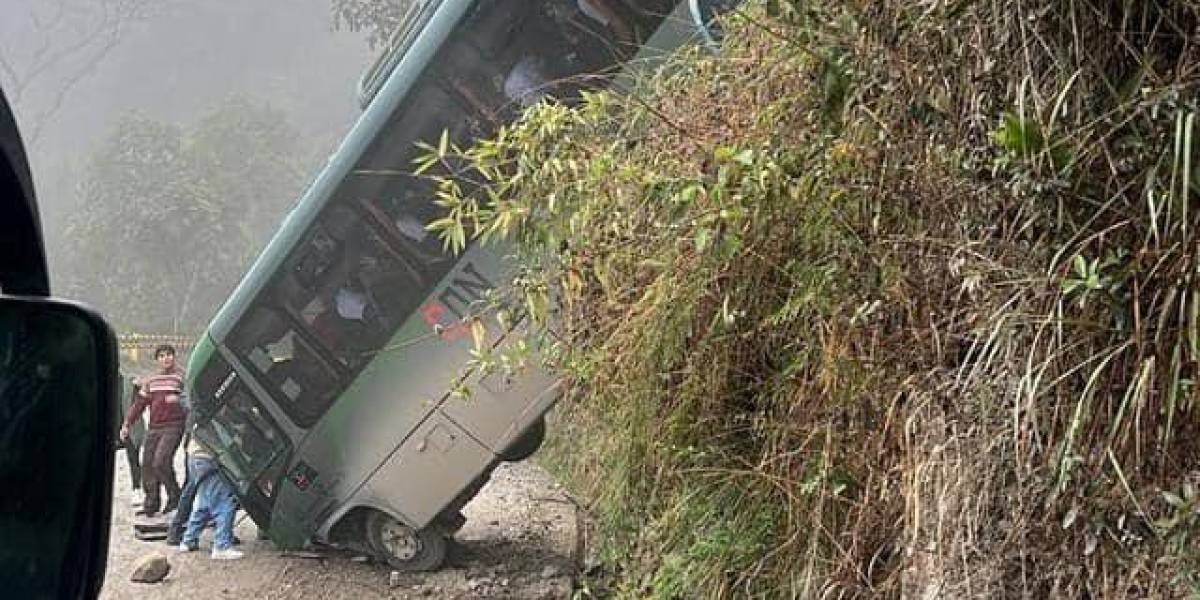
(185, 0, 731, 571)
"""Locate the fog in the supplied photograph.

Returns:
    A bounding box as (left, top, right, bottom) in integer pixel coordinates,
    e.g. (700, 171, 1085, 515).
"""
(1, 0, 375, 333)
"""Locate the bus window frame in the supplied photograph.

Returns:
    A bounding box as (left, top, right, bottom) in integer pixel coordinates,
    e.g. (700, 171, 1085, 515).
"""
(195, 381, 292, 492)
(227, 301, 345, 428)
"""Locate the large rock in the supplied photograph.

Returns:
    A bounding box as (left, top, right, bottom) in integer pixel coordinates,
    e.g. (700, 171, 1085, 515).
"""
(130, 553, 170, 583)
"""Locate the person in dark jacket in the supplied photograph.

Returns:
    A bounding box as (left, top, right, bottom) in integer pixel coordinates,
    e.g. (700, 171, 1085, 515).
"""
(115, 373, 144, 492)
(120, 345, 187, 516)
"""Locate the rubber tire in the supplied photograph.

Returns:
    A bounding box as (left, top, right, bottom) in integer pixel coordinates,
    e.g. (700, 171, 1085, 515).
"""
(500, 417, 546, 462)
(365, 511, 448, 572)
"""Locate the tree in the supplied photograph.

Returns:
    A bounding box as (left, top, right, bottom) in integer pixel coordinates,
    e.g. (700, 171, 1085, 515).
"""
(59, 97, 310, 334)
(0, 0, 161, 145)
(331, 0, 416, 49)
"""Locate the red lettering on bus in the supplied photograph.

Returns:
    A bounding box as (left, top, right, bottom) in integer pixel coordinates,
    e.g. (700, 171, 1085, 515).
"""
(421, 301, 470, 342)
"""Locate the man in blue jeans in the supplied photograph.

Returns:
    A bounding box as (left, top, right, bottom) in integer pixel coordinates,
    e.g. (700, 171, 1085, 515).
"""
(164, 436, 209, 546)
(165, 403, 223, 546)
(175, 437, 243, 560)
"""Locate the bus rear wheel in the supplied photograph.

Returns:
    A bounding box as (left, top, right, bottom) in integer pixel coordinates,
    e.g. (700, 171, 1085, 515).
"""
(500, 417, 546, 462)
(365, 511, 448, 572)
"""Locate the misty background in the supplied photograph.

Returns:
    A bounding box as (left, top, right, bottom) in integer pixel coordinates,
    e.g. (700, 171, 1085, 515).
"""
(0, 0, 392, 334)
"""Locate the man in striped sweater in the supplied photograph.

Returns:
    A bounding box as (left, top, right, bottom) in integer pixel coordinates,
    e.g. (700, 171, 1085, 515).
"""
(120, 345, 187, 517)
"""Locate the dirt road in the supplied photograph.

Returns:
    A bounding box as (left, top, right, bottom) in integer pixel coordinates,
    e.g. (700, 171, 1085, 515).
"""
(100, 452, 578, 599)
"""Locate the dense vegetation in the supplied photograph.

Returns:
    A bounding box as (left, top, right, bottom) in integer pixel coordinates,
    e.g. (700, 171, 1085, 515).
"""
(426, 0, 1200, 597)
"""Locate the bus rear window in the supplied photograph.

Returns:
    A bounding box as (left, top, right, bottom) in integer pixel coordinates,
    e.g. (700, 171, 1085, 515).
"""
(196, 383, 290, 489)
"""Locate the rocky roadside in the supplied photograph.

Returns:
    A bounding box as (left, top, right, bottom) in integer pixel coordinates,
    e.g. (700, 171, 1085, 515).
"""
(100, 454, 579, 599)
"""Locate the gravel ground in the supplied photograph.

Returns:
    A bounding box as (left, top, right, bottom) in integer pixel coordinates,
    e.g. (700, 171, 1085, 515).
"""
(99, 450, 578, 599)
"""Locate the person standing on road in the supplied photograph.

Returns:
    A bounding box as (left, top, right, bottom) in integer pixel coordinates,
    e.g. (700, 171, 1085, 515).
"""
(120, 344, 187, 516)
(165, 407, 204, 546)
(166, 418, 245, 547)
(115, 373, 144, 493)
(177, 436, 244, 560)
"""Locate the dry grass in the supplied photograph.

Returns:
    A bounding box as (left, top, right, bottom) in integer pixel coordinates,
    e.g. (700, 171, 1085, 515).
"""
(429, 0, 1200, 597)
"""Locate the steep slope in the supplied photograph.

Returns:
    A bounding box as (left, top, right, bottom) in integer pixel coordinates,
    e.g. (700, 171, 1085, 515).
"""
(431, 1, 1200, 597)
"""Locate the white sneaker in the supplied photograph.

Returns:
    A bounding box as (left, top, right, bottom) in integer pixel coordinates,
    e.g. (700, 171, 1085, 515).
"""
(211, 548, 244, 560)
(177, 543, 197, 553)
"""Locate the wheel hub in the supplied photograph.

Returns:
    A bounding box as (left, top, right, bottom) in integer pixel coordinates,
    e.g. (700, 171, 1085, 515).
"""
(379, 520, 421, 561)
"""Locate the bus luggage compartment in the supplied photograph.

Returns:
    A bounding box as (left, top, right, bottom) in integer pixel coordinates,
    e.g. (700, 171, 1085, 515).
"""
(356, 410, 493, 530)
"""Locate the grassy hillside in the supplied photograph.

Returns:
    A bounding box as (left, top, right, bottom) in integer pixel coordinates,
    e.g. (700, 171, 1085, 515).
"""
(430, 1, 1200, 597)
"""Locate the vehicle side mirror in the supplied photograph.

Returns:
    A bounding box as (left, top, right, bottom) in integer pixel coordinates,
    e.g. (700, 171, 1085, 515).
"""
(0, 295, 116, 599)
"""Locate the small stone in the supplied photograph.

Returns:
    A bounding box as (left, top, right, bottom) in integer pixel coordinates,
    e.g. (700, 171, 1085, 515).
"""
(389, 571, 402, 588)
(130, 553, 170, 583)
(541, 565, 562, 579)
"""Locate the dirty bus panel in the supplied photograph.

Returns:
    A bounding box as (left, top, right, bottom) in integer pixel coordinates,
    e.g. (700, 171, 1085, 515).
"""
(187, 0, 694, 571)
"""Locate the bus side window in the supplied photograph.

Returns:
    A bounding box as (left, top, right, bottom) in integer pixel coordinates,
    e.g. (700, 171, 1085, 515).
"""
(291, 228, 339, 290)
(346, 81, 474, 276)
(459, 1, 631, 60)
(528, 1, 637, 97)
(458, 1, 534, 57)
(228, 306, 341, 428)
(278, 221, 348, 342)
(348, 175, 452, 273)
(359, 83, 474, 174)
(436, 54, 503, 130)
(448, 1, 632, 120)
(286, 205, 429, 371)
